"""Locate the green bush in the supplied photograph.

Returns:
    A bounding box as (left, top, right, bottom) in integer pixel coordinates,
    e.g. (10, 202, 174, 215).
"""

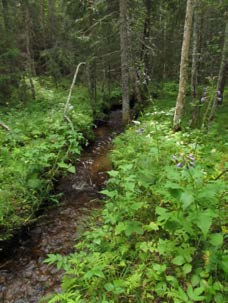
(0, 80, 94, 240)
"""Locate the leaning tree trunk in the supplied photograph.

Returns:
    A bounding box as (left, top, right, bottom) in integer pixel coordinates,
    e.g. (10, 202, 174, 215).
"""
(120, 0, 130, 125)
(209, 17, 228, 121)
(173, 0, 195, 130)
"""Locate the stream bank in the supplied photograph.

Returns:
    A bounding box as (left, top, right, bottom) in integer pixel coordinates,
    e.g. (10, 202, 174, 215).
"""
(0, 110, 123, 303)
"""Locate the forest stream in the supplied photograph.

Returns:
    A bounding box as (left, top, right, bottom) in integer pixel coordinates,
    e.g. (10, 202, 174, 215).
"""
(0, 110, 123, 303)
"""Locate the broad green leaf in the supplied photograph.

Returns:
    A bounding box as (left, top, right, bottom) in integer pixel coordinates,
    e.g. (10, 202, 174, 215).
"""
(115, 222, 126, 235)
(191, 275, 200, 287)
(180, 192, 194, 209)
(144, 222, 159, 231)
(101, 189, 117, 198)
(125, 221, 144, 236)
(215, 293, 225, 303)
(57, 161, 69, 169)
(104, 283, 114, 291)
(67, 165, 76, 173)
(172, 255, 185, 266)
(116, 221, 143, 236)
(84, 267, 105, 279)
(183, 263, 192, 274)
(196, 212, 213, 237)
(209, 233, 223, 247)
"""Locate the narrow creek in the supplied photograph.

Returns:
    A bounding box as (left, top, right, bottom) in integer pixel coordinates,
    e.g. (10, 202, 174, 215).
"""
(0, 110, 123, 303)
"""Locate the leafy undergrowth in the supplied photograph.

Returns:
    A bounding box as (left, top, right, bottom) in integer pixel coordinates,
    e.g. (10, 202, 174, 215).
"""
(45, 104, 227, 303)
(0, 79, 113, 241)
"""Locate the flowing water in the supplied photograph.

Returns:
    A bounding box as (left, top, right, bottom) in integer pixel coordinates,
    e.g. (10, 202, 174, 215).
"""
(0, 110, 123, 303)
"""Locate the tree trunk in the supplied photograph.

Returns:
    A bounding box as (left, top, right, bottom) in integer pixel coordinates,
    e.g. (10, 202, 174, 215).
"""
(119, 0, 130, 124)
(141, 0, 152, 73)
(173, 0, 195, 130)
(48, 0, 55, 43)
(1, 0, 9, 31)
(191, 4, 199, 98)
(162, 19, 167, 81)
(190, 3, 200, 128)
(23, 1, 36, 99)
(209, 18, 228, 121)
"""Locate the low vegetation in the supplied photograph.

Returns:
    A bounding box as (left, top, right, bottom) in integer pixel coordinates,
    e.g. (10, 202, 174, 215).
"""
(0, 79, 120, 241)
(45, 94, 227, 303)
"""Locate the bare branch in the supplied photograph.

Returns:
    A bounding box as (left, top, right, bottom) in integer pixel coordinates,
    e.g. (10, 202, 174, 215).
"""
(64, 62, 86, 115)
(64, 62, 86, 130)
(214, 169, 227, 180)
(0, 121, 10, 132)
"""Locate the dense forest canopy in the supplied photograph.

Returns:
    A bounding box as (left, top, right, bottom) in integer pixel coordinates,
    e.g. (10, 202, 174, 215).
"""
(0, 0, 226, 104)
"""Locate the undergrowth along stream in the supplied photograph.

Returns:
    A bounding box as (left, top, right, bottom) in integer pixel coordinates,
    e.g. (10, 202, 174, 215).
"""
(0, 78, 121, 241)
(44, 101, 227, 303)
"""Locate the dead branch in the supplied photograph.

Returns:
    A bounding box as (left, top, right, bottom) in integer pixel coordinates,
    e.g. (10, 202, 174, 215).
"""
(0, 121, 10, 132)
(64, 62, 86, 116)
(214, 169, 227, 180)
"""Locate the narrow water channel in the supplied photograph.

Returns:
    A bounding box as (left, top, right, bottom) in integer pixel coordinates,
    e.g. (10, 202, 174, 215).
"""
(0, 110, 123, 303)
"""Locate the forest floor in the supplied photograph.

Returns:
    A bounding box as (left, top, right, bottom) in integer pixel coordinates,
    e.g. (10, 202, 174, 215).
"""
(0, 81, 227, 302)
(44, 90, 227, 302)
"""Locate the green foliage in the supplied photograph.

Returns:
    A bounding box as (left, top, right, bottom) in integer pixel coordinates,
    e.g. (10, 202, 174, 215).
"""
(0, 79, 95, 240)
(45, 105, 227, 302)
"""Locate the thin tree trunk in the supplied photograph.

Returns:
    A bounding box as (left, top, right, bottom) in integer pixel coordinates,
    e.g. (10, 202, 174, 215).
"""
(1, 0, 9, 31)
(120, 0, 130, 124)
(173, 0, 195, 130)
(191, 5, 199, 98)
(209, 18, 228, 121)
(162, 19, 167, 81)
(86, 61, 97, 113)
(48, 0, 55, 42)
(141, 0, 152, 72)
(24, 2, 36, 99)
(190, 3, 200, 128)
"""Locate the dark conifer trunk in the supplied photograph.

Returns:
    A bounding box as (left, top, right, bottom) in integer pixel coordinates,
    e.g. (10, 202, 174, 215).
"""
(120, 0, 130, 124)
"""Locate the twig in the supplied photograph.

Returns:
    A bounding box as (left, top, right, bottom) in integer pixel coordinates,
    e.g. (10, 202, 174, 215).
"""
(81, 12, 116, 35)
(214, 169, 227, 180)
(0, 121, 10, 132)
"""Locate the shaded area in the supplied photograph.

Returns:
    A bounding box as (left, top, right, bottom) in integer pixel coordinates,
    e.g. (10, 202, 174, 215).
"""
(0, 110, 122, 303)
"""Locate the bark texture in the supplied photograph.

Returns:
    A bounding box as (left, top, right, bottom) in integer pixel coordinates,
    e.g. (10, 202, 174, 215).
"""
(141, 0, 152, 72)
(216, 17, 228, 94)
(191, 4, 199, 98)
(23, 1, 36, 99)
(173, 0, 195, 130)
(1, 0, 9, 30)
(209, 18, 228, 121)
(120, 0, 130, 124)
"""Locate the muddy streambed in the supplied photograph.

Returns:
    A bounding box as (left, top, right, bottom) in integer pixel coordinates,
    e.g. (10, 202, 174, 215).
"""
(0, 110, 123, 303)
